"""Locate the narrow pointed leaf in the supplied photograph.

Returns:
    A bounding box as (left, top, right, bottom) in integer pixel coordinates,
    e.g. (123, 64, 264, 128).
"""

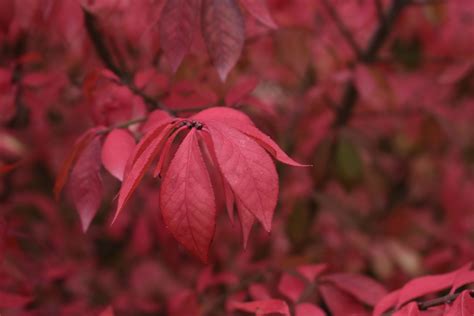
(159, 0, 201, 72)
(208, 122, 277, 231)
(101, 129, 136, 181)
(235, 198, 255, 248)
(202, 0, 245, 80)
(160, 129, 216, 262)
(69, 136, 103, 232)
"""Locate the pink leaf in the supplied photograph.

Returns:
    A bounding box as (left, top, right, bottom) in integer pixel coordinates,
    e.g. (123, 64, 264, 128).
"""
(392, 302, 420, 316)
(116, 122, 175, 221)
(54, 127, 104, 199)
(249, 283, 271, 300)
(277, 273, 306, 303)
(229, 299, 290, 316)
(295, 303, 326, 316)
(99, 306, 115, 316)
(319, 284, 369, 316)
(202, 0, 245, 80)
(322, 273, 387, 306)
(68, 136, 103, 232)
(239, 0, 277, 29)
(206, 122, 277, 231)
(235, 197, 255, 247)
(101, 129, 136, 181)
(160, 129, 216, 262)
(297, 264, 327, 282)
(225, 76, 259, 106)
(159, 0, 201, 72)
(373, 290, 400, 316)
(193, 106, 255, 126)
(445, 291, 474, 316)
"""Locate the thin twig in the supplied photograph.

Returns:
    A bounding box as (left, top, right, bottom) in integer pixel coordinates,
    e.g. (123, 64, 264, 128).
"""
(321, 0, 363, 59)
(333, 0, 409, 127)
(82, 8, 172, 114)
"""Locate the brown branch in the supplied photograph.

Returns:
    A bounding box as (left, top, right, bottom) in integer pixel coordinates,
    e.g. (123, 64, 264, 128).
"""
(418, 290, 473, 310)
(333, 0, 409, 127)
(82, 8, 172, 114)
(321, 0, 363, 59)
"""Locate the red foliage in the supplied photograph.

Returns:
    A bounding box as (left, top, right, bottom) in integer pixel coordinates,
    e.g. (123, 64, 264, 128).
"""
(1, 0, 474, 315)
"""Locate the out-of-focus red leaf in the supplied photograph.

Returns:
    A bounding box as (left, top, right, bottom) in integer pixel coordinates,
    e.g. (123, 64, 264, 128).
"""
(206, 122, 277, 231)
(54, 127, 104, 199)
(438, 61, 473, 84)
(277, 273, 306, 303)
(101, 129, 136, 181)
(69, 136, 103, 232)
(295, 303, 326, 316)
(319, 284, 369, 316)
(322, 273, 387, 306)
(249, 283, 271, 300)
(202, 0, 245, 80)
(167, 290, 200, 316)
(445, 291, 474, 316)
(239, 0, 277, 29)
(159, 0, 200, 72)
(373, 290, 401, 316)
(297, 263, 327, 282)
(0, 291, 32, 308)
(197, 266, 238, 293)
(229, 299, 290, 316)
(225, 76, 259, 106)
(99, 306, 115, 316)
(160, 129, 216, 262)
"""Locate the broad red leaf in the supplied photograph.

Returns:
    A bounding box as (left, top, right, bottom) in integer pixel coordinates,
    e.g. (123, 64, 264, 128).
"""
(54, 127, 104, 199)
(239, 0, 277, 29)
(319, 284, 369, 316)
(159, 0, 200, 72)
(249, 283, 271, 300)
(295, 303, 326, 316)
(206, 122, 277, 231)
(101, 129, 136, 181)
(322, 273, 387, 306)
(202, 0, 245, 80)
(445, 291, 474, 316)
(229, 299, 290, 316)
(160, 129, 216, 262)
(197, 266, 238, 293)
(235, 197, 255, 247)
(69, 136, 103, 232)
(0, 291, 32, 308)
(277, 273, 306, 303)
(193, 106, 255, 126)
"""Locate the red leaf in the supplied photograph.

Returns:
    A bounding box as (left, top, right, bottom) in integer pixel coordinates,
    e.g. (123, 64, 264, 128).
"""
(225, 76, 259, 106)
(159, 0, 201, 72)
(373, 290, 400, 316)
(297, 263, 327, 282)
(229, 299, 290, 316)
(0, 291, 32, 308)
(54, 127, 104, 199)
(319, 284, 369, 316)
(235, 197, 255, 247)
(68, 136, 103, 232)
(249, 283, 271, 300)
(206, 122, 277, 231)
(99, 306, 115, 316)
(239, 0, 277, 29)
(277, 273, 306, 303)
(295, 303, 326, 316)
(160, 129, 216, 262)
(193, 106, 255, 126)
(116, 122, 175, 221)
(392, 302, 420, 316)
(202, 0, 245, 81)
(196, 107, 307, 166)
(322, 273, 387, 306)
(101, 129, 136, 181)
(445, 291, 474, 316)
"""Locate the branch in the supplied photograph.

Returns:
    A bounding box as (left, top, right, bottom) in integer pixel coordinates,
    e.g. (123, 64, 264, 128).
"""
(82, 9, 172, 114)
(321, 0, 363, 59)
(418, 290, 474, 310)
(333, 0, 409, 127)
